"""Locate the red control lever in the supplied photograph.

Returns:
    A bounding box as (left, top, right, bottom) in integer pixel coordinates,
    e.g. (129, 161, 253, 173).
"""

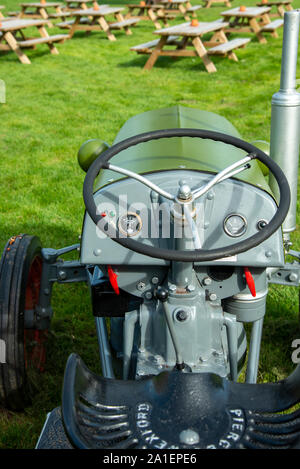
(243, 267, 256, 297)
(107, 265, 119, 295)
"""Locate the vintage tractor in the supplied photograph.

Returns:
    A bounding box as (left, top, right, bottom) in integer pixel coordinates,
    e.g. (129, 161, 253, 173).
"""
(1, 11, 300, 450)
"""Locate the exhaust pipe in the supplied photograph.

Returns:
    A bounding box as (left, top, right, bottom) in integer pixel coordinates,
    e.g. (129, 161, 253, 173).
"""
(269, 10, 300, 242)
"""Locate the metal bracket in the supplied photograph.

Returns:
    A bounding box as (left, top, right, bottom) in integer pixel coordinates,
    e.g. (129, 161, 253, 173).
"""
(267, 261, 300, 286)
(27, 244, 88, 330)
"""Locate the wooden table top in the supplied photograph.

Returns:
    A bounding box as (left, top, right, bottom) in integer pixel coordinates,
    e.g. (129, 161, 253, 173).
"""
(154, 20, 229, 36)
(0, 18, 49, 31)
(221, 6, 271, 17)
(72, 6, 124, 15)
(20, 2, 63, 7)
(127, 4, 164, 8)
(160, 0, 189, 4)
(257, 0, 291, 4)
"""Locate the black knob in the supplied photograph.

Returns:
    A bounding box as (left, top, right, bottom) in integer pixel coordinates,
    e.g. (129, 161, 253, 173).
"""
(155, 286, 169, 302)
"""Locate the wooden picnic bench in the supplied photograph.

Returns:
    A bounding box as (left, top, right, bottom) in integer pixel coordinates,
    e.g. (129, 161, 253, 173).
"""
(58, 6, 140, 40)
(221, 6, 283, 43)
(131, 20, 250, 72)
(256, 0, 293, 17)
(159, 0, 202, 21)
(0, 18, 68, 63)
(203, 0, 232, 7)
(126, 4, 176, 29)
(63, 0, 98, 10)
(15, 2, 65, 27)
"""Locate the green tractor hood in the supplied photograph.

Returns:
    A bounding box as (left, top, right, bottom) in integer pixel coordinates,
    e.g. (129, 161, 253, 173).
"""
(95, 106, 270, 193)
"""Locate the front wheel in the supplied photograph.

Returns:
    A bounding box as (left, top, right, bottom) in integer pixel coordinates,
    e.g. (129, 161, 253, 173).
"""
(0, 234, 46, 410)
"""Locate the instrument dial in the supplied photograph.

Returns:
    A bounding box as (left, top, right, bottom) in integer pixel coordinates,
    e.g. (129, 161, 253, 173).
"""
(118, 212, 142, 237)
(223, 214, 247, 237)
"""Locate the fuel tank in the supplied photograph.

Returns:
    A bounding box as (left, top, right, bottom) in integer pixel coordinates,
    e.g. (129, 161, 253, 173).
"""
(95, 105, 271, 194)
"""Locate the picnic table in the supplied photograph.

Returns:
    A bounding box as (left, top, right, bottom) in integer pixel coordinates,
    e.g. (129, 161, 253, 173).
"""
(160, 0, 202, 21)
(203, 0, 232, 7)
(0, 18, 68, 63)
(256, 0, 293, 17)
(14, 2, 64, 27)
(58, 6, 140, 41)
(220, 6, 283, 43)
(126, 3, 184, 29)
(63, 0, 99, 10)
(131, 20, 250, 72)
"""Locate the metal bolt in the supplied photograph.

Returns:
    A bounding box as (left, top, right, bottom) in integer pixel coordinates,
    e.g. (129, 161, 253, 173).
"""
(151, 276, 159, 285)
(93, 248, 102, 256)
(169, 284, 177, 293)
(58, 270, 67, 281)
(186, 284, 195, 292)
(175, 310, 189, 322)
(289, 272, 298, 282)
(257, 219, 268, 230)
(145, 291, 153, 300)
(265, 250, 272, 258)
(209, 293, 217, 301)
(203, 277, 212, 286)
(179, 429, 200, 445)
(178, 183, 192, 200)
(207, 191, 214, 200)
(137, 281, 146, 291)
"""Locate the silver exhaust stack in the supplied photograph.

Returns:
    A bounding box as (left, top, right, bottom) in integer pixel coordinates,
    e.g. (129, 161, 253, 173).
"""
(269, 10, 300, 242)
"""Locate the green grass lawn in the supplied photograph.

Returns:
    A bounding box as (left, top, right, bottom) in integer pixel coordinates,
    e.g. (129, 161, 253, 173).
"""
(1, 0, 300, 448)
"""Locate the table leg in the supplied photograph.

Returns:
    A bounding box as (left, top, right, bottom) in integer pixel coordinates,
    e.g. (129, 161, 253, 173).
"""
(38, 7, 53, 27)
(125, 7, 133, 19)
(148, 8, 162, 29)
(69, 16, 80, 38)
(185, 1, 196, 18)
(208, 29, 228, 46)
(97, 16, 116, 41)
(249, 17, 267, 44)
(115, 12, 132, 35)
(192, 36, 216, 73)
(4, 31, 31, 64)
(179, 4, 189, 21)
(277, 5, 285, 17)
(38, 25, 59, 54)
(144, 36, 167, 70)
(261, 12, 278, 38)
(19, 6, 26, 18)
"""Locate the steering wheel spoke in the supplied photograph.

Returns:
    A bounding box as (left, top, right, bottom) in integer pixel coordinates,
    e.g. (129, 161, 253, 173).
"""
(83, 128, 290, 262)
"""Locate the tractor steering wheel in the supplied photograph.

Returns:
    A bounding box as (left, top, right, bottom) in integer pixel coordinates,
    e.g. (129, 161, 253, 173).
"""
(83, 128, 290, 262)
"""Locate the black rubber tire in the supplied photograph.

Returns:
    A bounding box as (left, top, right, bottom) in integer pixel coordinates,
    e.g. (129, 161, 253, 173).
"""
(0, 234, 43, 410)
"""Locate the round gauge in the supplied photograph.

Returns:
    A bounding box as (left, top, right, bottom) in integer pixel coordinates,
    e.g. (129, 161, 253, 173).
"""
(118, 212, 142, 237)
(223, 214, 247, 238)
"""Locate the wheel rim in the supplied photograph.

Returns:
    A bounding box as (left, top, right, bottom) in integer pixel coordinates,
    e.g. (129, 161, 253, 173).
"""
(23, 256, 47, 372)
